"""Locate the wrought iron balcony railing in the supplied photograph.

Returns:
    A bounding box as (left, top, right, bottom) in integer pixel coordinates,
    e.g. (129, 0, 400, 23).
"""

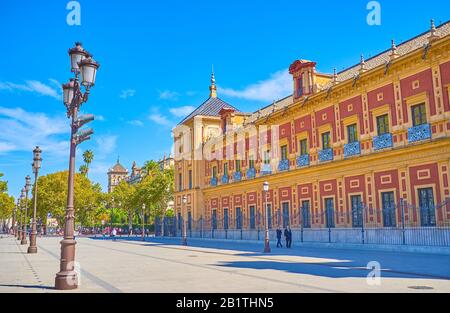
(408, 123, 431, 143)
(278, 159, 290, 172)
(210, 177, 218, 187)
(296, 154, 310, 168)
(234, 172, 242, 182)
(246, 168, 256, 179)
(318, 148, 334, 163)
(221, 175, 229, 184)
(261, 164, 273, 175)
(344, 141, 361, 158)
(373, 133, 393, 151)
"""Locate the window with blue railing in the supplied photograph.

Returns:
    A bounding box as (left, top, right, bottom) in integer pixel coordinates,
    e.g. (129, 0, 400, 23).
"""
(297, 139, 310, 167)
(344, 124, 361, 158)
(278, 145, 289, 172)
(374, 114, 393, 151)
(409, 103, 431, 143)
(319, 132, 333, 162)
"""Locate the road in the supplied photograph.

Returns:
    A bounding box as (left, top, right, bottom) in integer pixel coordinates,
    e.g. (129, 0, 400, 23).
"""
(0, 235, 449, 293)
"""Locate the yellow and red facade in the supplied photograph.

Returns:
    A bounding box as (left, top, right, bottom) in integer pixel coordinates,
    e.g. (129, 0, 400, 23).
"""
(173, 22, 450, 231)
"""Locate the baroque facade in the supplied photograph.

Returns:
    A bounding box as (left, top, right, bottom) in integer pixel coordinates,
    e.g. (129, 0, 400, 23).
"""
(173, 21, 450, 232)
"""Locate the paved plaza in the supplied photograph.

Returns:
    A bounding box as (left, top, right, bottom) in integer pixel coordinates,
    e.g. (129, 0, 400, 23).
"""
(0, 235, 449, 293)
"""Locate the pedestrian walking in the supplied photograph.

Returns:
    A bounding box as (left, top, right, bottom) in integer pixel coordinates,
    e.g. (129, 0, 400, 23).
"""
(276, 227, 283, 248)
(284, 226, 293, 248)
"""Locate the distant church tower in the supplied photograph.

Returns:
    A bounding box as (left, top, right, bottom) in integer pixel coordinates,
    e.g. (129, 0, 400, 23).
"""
(107, 158, 128, 193)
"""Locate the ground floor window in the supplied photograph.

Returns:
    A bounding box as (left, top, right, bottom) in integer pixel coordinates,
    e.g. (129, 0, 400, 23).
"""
(188, 211, 192, 231)
(212, 210, 217, 230)
(235, 207, 242, 230)
(381, 192, 396, 227)
(351, 195, 363, 228)
(266, 204, 272, 229)
(325, 198, 335, 228)
(302, 200, 311, 228)
(418, 188, 436, 227)
(223, 208, 229, 230)
(250, 206, 256, 229)
(282, 202, 290, 228)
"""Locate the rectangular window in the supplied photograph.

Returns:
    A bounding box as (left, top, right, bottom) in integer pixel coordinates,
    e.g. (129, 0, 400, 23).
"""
(177, 212, 182, 231)
(411, 103, 427, 127)
(347, 124, 358, 143)
(297, 77, 303, 97)
(281, 145, 288, 161)
(301, 200, 311, 228)
(282, 202, 290, 228)
(212, 166, 217, 179)
(188, 170, 193, 190)
(223, 208, 229, 230)
(235, 207, 242, 230)
(300, 139, 308, 156)
(249, 158, 255, 170)
(325, 198, 335, 228)
(236, 160, 241, 173)
(322, 132, 331, 150)
(418, 188, 436, 227)
(351, 195, 363, 228)
(212, 210, 217, 230)
(381, 192, 396, 227)
(266, 203, 272, 229)
(250, 206, 256, 229)
(178, 173, 183, 191)
(224, 163, 228, 176)
(188, 211, 192, 231)
(376, 114, 390, 135)
(264, 150, 271, 164)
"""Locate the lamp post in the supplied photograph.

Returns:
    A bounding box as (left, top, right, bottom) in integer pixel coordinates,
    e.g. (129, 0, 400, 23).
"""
(17, 198, 22, 241)
(21, 176, 31, 245)
(141, 204, 146, 242)
(14, 199, 20, 238)
(55, 42, 99, 291)
(28, 146, 42, 254)
(182, 195, 188, 246)
(263, 181, 271, 253)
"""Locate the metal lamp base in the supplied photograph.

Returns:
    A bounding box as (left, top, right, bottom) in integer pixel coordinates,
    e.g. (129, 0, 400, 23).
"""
(55, 271, 78, 290)
(264, 240, 271, 254)
(27, 246, 37, 254)
(21, 239, 27, 245)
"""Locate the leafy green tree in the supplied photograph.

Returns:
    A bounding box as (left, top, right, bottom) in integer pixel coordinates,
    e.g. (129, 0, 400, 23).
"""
(0, 172, 15, 226)
(79, 164, 89, 177)
(35, 171, 105, 227)
(80, 150, 94, 177)
(111, 180, 136, 230)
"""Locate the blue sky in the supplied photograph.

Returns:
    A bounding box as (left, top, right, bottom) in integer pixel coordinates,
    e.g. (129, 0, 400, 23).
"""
(0, 0, 449, 198)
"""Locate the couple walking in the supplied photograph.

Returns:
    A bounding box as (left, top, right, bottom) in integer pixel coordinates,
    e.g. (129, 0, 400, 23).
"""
(276, 226, 292, 248)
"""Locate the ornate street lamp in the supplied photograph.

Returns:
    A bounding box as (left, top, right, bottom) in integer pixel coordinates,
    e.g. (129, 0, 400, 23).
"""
(55, 42, 99, 291)
(20, 184, 29, 245)
(263, 181, 271, 253)
(182, 195, 188, 246)
(141, 204, 146, 242)
(16, 198, 21, 240)
(28, 146, 42, 254)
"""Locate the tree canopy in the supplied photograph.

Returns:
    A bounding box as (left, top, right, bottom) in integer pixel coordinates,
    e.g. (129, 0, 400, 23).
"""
(0, 172, 15, 220)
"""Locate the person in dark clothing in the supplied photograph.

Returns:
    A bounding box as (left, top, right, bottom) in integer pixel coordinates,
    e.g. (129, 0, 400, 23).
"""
(276, 227, 283, 248)
(284, 227, 293, 248)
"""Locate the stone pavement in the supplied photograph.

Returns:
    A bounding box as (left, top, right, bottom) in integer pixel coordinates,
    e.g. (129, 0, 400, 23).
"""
(0, 235, 449, 293)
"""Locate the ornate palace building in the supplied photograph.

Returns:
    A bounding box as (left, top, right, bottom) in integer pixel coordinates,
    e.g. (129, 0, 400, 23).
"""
(173, 21, 450, 235)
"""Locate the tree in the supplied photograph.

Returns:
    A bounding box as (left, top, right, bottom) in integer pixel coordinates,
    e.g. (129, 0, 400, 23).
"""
(80, 150, 94, 177)
(0, 172, 15, 227)
(35, 171, 105, 228)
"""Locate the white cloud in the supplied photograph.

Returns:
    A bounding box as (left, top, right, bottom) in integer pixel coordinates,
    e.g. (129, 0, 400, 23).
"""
(149, 113, 172, 127)
(128, 120, 144, 127)
(94, 135, 117, 157)
(159, 90, 179, 101)
(120, 89, 136, 99)
(0, 80, 61, 100)
(96, 115, 105, 121)
(219, 70, 292, 102)
(0, 106, 69, 158)
(169, 106, 195, 118)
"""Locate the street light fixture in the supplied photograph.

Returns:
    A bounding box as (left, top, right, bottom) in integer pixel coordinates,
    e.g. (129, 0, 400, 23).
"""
(182, 195, 188, 246)
(141, 204, 146, 242)
(263, 181, 271, 253)
(55, 42, 100, 291)
(21, 181, 30, 245)
(28, 146, 42, 254)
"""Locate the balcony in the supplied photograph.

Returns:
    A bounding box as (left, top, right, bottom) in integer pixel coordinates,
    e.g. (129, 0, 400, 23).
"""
(261, 164, 273, 175)
(344, 142, 361, 158)
(221, 175, 229, 184)
(210, 177, 218, 187)
(278, 159, 290, 172)
(408, 123, 431, 143)
(234, 172, 242, 182)
(318, 148, 334, 163)
(296, 154, 310, 168)
(373, 133, 393, 151)
(246, 168, 256, 179)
